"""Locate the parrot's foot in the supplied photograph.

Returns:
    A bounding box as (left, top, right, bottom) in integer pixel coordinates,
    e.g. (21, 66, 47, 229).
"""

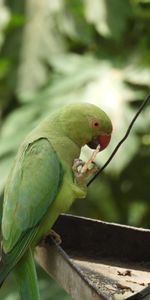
(38, 230, 62, 247)
(50, 229, 62, 245)
(72, 158, 99, 183)
(72, 158, 84, 172)
(72, 145, 100, 183)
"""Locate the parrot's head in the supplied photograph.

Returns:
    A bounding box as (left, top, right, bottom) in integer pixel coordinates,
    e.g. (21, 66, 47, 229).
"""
(60, 103, 112, 151)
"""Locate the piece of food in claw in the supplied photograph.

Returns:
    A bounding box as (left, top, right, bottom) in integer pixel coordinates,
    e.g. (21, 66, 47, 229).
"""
(81, 132, 112, 174)
(81, 144, 101, 174)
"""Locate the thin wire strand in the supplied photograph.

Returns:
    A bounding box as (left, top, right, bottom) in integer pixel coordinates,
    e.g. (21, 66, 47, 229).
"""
(87, 92, 150, 187)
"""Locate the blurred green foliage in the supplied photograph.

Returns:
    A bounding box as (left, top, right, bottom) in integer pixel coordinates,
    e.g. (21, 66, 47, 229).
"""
(0, 0, 150, 299)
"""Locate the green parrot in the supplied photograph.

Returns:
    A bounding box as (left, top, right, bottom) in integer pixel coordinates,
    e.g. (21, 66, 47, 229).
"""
(0, 103, 112, 300)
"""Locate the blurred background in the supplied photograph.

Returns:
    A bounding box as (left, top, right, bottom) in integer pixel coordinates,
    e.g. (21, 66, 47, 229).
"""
(0, 0, 150, 299)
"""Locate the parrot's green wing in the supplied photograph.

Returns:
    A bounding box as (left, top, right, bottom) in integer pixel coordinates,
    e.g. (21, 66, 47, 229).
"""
(2, 138, 63, 253)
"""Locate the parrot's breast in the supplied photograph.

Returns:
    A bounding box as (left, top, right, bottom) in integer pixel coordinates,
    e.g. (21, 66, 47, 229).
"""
(34, 171, 87, 245)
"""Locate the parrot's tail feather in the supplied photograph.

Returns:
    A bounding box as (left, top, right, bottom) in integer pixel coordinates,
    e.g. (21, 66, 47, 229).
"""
(15, 247, 40, 300)
(0, 226, 38, 288)
(0, 258, 11, 287)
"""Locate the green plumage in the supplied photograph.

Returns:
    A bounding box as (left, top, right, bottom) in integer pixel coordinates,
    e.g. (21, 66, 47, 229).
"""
(0, 103, 112, 299)
(2, 138, 63, 252)
(15, 249, 40, 300)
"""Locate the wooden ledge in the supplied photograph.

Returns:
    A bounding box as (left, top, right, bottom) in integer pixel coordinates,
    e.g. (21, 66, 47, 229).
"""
(36, 214, 150, 300)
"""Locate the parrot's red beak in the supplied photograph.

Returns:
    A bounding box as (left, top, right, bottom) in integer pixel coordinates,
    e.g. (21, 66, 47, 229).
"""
(88, 133, 111, 150)
(99, 134, 111, 151)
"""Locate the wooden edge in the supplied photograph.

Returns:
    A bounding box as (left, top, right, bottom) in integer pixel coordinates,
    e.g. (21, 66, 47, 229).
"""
(35, 214, 150, 300)
(35, 237, 107, 300)
(53, 214, 150, 264)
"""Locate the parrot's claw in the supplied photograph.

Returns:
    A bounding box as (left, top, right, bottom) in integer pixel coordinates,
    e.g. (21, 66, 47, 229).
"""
(72, 158, 84, 179)
(72, 158, 99, 183)
(72, 158, 85, 172)
(50, 229, 62, 245)
(38, 229, 62, 247)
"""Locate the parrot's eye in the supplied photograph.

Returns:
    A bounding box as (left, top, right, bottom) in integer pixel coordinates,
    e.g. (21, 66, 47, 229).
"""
(94, 122, 99, 127)
(91, 119, 100, 129)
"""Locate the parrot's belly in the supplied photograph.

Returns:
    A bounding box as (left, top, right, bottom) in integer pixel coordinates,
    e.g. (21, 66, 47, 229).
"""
(34, 174, 87, 245)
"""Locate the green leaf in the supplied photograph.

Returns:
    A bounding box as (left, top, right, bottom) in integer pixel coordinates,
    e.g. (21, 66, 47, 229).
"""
(84, 0, 131, 39)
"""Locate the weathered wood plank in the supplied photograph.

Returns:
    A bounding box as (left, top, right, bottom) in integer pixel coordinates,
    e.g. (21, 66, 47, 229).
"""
(35, 214, 150, 300)
(36, 241, 103, 300)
